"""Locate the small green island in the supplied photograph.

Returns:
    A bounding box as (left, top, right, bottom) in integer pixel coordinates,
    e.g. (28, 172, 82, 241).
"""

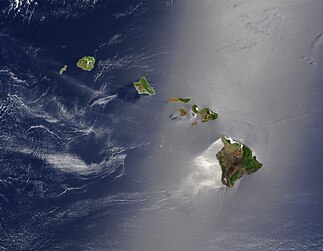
(59, 65, 67, 75)
(192, 104, 200, 114)
(76, 56, 96, 71)
(168, 97, 191, 104)
(133, 77, 156, 96)
(191, 104, 218, 122)
(216, 135, 263, 187)
(199, 108, 218, 122)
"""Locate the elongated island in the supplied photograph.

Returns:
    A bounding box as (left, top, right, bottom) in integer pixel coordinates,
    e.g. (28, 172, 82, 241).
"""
(133, 77, 156, 96)
(59, 65, 67, 75)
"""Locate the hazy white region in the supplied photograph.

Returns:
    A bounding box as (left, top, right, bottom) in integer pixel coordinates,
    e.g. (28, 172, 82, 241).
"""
(17, 145, 128, 176)
(42, 153, 101, 174)
(224, 136, 243, 148)
(11, 0, 33, 11)
(177, 138, 226, 196)
(89, 94, 117, 107)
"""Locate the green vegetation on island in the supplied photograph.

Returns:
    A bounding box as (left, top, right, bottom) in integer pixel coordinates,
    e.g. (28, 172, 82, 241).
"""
(54, 62, 263, 186)
(76, 56, 96, 71)
(168, 97, 191, 104)
(199, 108, 218, 122)
(216, 135, 263, 187)
(191, 105, 218, 122)
(133, 77, 156, 96)
(59, 65, 67, 75)
(191, 104, 200, 114)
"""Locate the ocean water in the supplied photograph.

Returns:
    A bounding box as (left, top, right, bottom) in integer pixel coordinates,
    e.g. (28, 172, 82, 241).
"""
(0, 0, 323, 250)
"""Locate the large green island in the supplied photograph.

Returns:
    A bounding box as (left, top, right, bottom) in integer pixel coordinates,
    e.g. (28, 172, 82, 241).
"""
(133, 77, 156, 96)
(216, 135, 263, 187)
(192, 104, 218, 123)
(76, 56, 96, 71)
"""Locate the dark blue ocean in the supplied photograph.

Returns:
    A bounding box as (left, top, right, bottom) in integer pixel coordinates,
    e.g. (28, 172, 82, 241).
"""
(0, 1, 175, 250)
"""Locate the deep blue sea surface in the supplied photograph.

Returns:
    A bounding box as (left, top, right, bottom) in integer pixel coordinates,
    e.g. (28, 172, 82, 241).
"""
(0, 1, 174, 249)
